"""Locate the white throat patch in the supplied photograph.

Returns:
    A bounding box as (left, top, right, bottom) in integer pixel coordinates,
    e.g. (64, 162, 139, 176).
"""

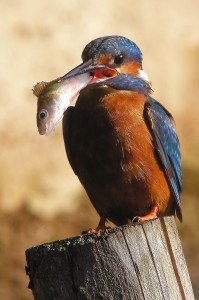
(139, 70, 152, 87)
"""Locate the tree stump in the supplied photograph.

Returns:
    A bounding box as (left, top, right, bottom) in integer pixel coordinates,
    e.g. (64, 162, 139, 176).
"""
(25, 216, 195, 300)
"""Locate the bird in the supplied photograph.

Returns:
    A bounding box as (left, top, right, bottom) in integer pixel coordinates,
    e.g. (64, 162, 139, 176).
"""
(61, 35, 182, 230)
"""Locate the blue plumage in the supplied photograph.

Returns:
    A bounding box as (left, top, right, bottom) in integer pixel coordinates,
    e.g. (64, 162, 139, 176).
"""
(97, 74, 152, 97)
(145, 100, 182, 220)
(82, 36, 143, 66)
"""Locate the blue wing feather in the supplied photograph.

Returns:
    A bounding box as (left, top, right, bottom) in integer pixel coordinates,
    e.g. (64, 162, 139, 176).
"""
(145, 99, 182, 221)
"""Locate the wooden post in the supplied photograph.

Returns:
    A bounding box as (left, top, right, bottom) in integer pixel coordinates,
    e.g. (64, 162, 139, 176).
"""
(25, 216, 194, 300)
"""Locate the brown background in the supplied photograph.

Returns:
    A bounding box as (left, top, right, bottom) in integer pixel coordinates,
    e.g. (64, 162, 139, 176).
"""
(0, 0, 199, 299)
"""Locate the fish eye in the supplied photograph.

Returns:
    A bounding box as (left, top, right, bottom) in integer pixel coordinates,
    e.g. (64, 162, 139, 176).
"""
(114, 54, 124, 65)
(39, 109, 48, 120)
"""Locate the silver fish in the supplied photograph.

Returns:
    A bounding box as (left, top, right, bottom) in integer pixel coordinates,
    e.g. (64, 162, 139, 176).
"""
(33, 73, 91, 135)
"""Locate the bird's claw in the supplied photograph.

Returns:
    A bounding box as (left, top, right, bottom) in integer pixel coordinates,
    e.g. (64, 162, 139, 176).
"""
(132, 216, 142, 223)
(81, 226, 111, 235)
(81, 217, 110, 234)
(132, 205, 159, 223)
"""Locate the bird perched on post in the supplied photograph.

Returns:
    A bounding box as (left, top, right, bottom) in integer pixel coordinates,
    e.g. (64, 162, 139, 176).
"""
(61, 35, 182, 230)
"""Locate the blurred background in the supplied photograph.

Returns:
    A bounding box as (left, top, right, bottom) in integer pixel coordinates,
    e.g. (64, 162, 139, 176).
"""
(0, 0, 199, 299)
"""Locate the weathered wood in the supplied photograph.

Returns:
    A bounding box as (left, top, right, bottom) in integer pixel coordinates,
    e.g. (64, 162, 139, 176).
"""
(25, 216, 195, 300)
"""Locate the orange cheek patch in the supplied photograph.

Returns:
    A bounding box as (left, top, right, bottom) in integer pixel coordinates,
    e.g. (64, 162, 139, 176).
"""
(97, 54, 113, 65)
(119, 61, 141, 76)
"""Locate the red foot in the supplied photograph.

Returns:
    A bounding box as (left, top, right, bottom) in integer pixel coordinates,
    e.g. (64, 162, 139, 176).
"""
(89, 226, 109, 233)
(132, 205, 159, 223)
(82, 217, 110, 234)
(89, 217, 110, 232)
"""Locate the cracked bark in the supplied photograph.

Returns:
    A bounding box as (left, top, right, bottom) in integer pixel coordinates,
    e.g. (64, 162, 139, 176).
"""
(25, 216, 194, 300)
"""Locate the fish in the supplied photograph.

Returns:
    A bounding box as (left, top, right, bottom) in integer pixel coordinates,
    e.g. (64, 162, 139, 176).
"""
(33, 73, 91, 135)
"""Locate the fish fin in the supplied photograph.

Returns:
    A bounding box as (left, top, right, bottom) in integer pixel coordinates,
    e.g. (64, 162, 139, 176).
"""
(32, 81, 48, 97)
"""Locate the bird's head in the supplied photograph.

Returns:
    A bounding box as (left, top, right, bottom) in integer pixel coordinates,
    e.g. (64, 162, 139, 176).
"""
(61, 35, 150, 84)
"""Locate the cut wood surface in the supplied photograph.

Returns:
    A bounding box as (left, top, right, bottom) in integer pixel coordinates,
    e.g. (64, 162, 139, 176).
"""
(25, 216, 195, 300)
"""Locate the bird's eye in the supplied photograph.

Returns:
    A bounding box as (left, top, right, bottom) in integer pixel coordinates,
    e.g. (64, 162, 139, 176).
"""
(114, 54, 124, 65)
(39, 109, 48, 120)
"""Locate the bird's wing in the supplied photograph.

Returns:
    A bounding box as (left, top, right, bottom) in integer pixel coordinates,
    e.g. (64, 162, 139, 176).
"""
(62, 106, 78, 176)
(145, 99, 182, 221)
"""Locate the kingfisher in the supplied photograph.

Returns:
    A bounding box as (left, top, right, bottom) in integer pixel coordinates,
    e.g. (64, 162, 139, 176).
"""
(61, 35, 182, 230)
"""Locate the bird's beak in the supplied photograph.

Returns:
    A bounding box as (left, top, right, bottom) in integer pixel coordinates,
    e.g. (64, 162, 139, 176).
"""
(59, 59, 118, 83)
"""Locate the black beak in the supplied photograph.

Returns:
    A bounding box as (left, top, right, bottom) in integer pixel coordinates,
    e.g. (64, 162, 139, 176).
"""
(59, 59, 116, 81)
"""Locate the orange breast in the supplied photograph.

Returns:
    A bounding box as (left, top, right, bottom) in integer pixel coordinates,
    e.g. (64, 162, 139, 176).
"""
(102, 90, 173, 215)
(71, 86, 174, 224)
